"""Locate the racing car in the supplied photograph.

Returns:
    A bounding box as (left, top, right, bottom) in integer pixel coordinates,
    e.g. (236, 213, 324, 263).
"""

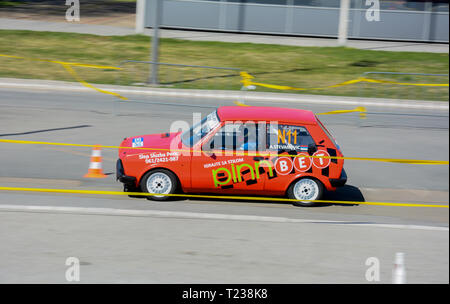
(116, 106, 346, 206)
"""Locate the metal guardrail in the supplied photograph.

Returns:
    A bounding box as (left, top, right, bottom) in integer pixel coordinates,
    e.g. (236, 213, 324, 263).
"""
(113, 60, 242, 115)
(358, 71, 449, 102)
(117, 60, 241, 90)
(362, 72, 449, 77)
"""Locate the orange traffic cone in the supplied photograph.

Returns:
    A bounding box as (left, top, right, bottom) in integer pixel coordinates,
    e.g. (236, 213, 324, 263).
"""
(84, 146, 107, 178)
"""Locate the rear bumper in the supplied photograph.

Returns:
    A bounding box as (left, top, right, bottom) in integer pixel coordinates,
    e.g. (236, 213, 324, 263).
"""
(329, 168, 347, 188)
(116, 159, 136, 186)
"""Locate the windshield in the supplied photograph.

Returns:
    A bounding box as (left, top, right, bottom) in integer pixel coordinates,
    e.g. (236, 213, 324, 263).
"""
(181, 111, 220, 147)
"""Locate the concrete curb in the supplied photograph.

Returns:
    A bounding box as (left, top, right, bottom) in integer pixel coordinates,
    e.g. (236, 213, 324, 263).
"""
(0, 77, 448, 111)
(0, 204, 447, 231)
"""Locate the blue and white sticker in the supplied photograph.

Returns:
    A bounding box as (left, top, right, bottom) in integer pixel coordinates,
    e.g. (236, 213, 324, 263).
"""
(132, 137, 144, 148)
(299, 146, 308, 151)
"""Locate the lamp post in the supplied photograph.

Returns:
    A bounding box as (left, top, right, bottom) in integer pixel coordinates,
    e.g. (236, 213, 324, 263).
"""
(151, 0, 162, 84)
(135, 0, 145, 34)
(338, 0, 350, 46)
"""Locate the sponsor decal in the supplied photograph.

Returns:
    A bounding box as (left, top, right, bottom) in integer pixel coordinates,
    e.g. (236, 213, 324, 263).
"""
(274, 157, 293, 175)
(212, 160, 274, 188)
(269, 144, 307, 151)
(139, 151, 179, 164)
(312, 150, 331, 169)
(132, 137, 144, 148)
(211, 150, 333, 188)
(204, 158, 244, 169)
(293, 152, 312, 172)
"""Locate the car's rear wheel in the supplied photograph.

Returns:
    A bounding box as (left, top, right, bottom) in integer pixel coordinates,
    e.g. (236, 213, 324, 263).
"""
(288, 178, 323, 207)
(140, 169, 178, 201)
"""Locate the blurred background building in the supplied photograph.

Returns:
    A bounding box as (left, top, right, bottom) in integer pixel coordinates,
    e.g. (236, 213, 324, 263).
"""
(143, 0, 449, 42)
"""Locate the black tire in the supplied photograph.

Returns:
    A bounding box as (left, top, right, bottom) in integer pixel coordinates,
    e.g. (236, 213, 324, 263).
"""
(140, 169, 178, 201)
(287, 178, 324, 207)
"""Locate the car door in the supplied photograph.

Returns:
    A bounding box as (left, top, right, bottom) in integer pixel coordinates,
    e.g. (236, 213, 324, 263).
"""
(190, 121, 267, 194)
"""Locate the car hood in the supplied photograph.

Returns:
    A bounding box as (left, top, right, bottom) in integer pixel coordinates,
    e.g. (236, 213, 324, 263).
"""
(119, 132, 182, 157)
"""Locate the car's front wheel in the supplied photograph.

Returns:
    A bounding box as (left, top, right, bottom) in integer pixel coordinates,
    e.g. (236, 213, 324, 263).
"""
(288, 178, 323, 207)
(140, 169, 178, 201)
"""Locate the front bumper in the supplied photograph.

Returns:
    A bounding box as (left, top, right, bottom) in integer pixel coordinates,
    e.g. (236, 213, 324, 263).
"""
(116, 159, 137, 186)
(329, 168, 347, 187)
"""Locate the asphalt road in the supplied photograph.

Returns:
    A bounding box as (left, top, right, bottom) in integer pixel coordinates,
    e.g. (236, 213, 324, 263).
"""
(0, 86, 448, 283)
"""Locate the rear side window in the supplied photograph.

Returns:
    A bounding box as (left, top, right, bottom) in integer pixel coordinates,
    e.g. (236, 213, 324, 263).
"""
(316, 117, 339, 149)
(267, 124, 315, 152)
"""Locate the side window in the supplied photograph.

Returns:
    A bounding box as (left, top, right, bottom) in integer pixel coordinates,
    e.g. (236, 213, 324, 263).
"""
(267, 124, 315, 152)
(204, 122, 264, 151)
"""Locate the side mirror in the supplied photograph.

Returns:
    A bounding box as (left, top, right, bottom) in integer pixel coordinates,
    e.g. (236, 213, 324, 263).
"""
(308, 143, 317, 155)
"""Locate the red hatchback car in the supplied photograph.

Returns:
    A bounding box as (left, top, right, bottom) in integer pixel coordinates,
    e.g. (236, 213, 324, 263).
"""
(117, 106, 346, 206)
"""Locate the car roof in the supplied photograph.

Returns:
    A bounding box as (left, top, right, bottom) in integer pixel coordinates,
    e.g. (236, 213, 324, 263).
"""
(217, 106, 317, 125)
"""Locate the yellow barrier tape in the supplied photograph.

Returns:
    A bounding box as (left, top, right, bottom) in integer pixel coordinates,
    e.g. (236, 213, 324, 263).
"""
(62, 64, 128, 100)
(240, 71, 449, 91)
(234, 100, 367, 119)
(0, 139, 448, 165)
(0, 186, 447, 208)
(0, 53, 127, 100)
(233, 100, 251, 107)
(317, 106, 366, 116)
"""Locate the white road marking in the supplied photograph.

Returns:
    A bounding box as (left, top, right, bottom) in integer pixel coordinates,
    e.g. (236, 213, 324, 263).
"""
(0, 204, 447, 231)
